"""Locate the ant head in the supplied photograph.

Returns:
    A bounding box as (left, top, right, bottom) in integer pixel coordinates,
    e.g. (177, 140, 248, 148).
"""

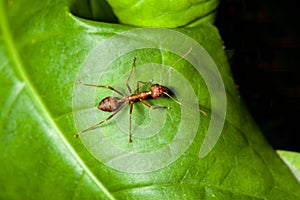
(150, 84, 173, 98)
(150, 84, 165, 98)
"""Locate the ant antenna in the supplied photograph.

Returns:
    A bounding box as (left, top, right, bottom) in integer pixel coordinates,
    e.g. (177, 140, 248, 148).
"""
(163, 92, 207, 116)
(160, 47, 207, 116)
(161, 47, 193, 85)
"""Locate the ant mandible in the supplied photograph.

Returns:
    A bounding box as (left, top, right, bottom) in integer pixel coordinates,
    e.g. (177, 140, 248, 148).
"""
(74, 48, 206, 142)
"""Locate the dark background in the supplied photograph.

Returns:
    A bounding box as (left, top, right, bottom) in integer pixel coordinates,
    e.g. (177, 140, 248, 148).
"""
(215, 0, 300, 151)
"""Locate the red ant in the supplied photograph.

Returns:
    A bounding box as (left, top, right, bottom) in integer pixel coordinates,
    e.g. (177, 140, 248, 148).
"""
(74, 48, 206, 142)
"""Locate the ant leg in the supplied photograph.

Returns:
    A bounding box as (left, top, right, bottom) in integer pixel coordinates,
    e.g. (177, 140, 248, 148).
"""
(129, 102, 133, 143)
(136, 80, 153, 93)
(125, 57, 136, 94)
(74, 102, 126, 138)
(77, 80, 124, 97)
(140, 99, 171, 110)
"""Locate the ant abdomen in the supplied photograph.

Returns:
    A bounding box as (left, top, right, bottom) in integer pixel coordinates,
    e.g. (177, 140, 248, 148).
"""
(98, 96, 120, 112)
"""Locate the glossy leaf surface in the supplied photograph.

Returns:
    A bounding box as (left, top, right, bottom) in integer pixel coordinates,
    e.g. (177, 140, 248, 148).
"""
(0, 0, 299, 199)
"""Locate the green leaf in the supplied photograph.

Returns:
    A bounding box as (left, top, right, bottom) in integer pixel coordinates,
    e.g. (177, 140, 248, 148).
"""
(277, 150, 300, 183)
(106, 0, 221, 27)
(0, 0, 299, 199)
